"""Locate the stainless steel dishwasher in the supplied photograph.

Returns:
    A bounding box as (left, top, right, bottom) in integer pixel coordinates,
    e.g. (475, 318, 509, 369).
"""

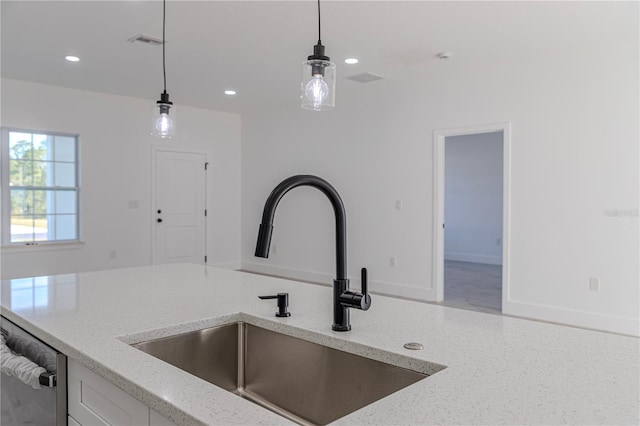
(1, 316, 67, 426)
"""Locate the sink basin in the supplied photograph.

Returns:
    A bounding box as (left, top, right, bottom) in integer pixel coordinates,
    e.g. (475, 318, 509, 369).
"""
(132, 322, 441, 425)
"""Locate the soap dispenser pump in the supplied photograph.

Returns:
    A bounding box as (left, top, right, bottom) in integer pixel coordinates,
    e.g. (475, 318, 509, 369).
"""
(258, 293, 291, 317)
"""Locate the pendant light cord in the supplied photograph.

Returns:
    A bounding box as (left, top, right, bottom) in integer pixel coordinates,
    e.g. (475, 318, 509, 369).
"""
(162, 0, 167, 94)
(317, 0, 321, 44)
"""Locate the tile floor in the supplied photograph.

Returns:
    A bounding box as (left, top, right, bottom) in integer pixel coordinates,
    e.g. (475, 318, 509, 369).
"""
(437, 260, 502, 315)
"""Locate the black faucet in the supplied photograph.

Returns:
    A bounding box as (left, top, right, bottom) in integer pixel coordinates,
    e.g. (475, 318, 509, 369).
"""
(255, 175, 371, 331)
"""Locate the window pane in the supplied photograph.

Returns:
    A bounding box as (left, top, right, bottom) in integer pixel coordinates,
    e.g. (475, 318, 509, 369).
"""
(9, 133, 32, 160)
(54, 162, 75, 187)
(9, 160, 32, 186)
(32, 190, 55, 215)
(5, 130, 79, 244)
(10, 189, 30, 215)
(33, 135, 52, 161)
(45, 190, 55, 214)
(55, 215, 76, 240)
(33, 161, 52, 187)
(55, 190, 76, 214)
(10, 216, 33, 242)
(54, 136, 75, 162)
(34, 215, 50, 241)
(42, 215, 56, 240)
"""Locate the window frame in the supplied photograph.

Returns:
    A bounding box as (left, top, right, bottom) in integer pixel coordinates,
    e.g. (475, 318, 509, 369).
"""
(1, 127, 81, 247)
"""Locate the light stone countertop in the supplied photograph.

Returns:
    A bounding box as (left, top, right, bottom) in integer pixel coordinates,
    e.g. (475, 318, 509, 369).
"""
(1, 264, 638, 425)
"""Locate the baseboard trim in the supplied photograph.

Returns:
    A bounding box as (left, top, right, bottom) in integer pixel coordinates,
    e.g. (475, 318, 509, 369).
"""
(373, 279, 435, 300)
(241, 262, 332, 286)
(241, 263, 638, 336)
(208, 261, 242, 270)
(503, 299, 640, 337)
(444, 251, 502, 265)
(241, 262, 435, 301)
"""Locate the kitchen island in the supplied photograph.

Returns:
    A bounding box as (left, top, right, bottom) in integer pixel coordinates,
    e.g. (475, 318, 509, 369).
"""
(1, 264, 638, 425)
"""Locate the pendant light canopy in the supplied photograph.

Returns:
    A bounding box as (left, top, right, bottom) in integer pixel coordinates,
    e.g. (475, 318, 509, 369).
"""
(301, 0, 336, 111)
(152, 0, 176, 138)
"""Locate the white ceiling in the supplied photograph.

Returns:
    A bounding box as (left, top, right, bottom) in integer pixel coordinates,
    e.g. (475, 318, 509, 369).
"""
(2, 1, 637, 114)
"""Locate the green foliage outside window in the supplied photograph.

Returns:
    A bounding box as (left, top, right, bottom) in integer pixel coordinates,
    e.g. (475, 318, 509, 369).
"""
(10, 137, 49, 215)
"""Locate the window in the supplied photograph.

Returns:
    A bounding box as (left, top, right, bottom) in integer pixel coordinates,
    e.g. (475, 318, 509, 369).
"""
(1, 128, 79, 245)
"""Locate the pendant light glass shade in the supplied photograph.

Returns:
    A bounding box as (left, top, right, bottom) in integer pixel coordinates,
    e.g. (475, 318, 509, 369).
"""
(301, 56, 336, 111)
(152, 92, 176, 138)
(301, 0, 335, 111)
(152, 0, 176, 138)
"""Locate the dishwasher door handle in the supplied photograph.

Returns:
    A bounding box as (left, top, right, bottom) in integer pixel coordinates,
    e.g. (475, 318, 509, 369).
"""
(1, 330, 57, 388)
(39, 371, 56, 387)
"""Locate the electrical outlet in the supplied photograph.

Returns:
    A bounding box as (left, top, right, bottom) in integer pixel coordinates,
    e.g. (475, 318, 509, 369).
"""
(109, 250, 117, 260)
(589, 277, 600, 291)
(271, 245, 277, 255)
(389, 257, 397, 267)
(496, 237, 501, 246)
(395, 200, 403, 210)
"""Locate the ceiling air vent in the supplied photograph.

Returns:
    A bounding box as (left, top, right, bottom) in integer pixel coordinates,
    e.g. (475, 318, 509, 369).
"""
(127, 34, 164, 46)
(344, 72, 384, 83)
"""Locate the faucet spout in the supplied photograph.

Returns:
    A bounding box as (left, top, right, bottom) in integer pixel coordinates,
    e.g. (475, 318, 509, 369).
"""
(255, 223, 274, 258)
(255, 175, 347, 280)
(254, 175, 370, 331)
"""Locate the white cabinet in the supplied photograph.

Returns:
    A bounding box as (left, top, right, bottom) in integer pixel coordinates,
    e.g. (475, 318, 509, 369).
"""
(150, 409, 179, 426)
(68, 359, 176, 425)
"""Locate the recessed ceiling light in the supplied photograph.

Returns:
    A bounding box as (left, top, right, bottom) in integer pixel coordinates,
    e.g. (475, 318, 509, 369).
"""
(344, 58, 359, 65)
(224, 90, 237, 96)
(65, 55, 80, 62)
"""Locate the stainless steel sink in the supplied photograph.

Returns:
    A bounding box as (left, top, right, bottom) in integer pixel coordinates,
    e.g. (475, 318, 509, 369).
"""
(132, 322, 441, 425)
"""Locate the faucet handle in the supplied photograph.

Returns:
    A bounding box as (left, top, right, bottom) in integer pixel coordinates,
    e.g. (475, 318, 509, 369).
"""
(338, 268, 372, 311)
(259, 293, 291, 317)
(359, 268, 372, 311)
(361, 268, 368, 298)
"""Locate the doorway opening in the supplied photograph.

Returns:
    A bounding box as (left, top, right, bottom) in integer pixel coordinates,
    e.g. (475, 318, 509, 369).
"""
(432, 123, 511, 315)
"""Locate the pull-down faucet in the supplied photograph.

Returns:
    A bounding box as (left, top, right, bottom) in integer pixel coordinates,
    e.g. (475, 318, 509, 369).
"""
(255, 175, 371, 331)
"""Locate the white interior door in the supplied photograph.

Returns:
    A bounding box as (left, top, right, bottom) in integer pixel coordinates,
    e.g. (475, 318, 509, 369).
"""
(153, 150, 206, 265)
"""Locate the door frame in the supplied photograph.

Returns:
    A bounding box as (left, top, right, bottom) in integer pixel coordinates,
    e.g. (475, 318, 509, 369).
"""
(432, 122, 512, 306)
(151, 146, 208, 265)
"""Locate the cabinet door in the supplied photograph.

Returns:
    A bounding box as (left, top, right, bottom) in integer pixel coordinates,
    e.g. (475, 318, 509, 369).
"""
(67, 359, 149, 425)
(150, 409, 178, 426)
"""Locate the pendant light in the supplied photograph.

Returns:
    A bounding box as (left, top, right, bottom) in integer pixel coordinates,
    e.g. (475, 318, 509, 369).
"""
(152, 0, 176, 138)
(300, 0, 336, 111)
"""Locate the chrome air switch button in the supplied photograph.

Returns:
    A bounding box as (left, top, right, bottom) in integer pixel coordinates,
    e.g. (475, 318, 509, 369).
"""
(404, 342, 424, 350)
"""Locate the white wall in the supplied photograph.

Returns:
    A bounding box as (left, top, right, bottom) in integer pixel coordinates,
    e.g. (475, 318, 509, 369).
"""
(241, 44, 639, 336)
(1, 78, 242, 279)
(444, 132, 503, 265)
